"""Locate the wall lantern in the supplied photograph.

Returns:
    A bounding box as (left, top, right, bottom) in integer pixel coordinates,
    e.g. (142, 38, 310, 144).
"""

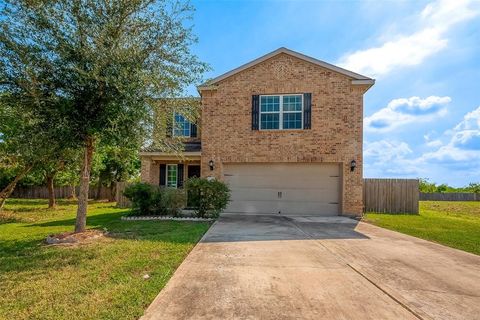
(208, 160, 215, 171)
(350, 160, 357, 172)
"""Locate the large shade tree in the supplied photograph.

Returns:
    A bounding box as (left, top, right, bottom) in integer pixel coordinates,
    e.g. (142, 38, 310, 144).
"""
(0, 0, 207, 231)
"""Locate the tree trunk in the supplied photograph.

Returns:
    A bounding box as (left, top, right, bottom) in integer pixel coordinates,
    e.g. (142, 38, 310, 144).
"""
(46, 174, 56, 208)
(96, 176, 103, 200)
(75, 136, 95, 233)
(108, 183, 116, 202)
(70, 185, 77, 200)
(0, 165, 33, 211)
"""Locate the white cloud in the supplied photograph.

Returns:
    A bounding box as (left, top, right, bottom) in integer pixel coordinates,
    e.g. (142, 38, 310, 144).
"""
(365, 96, 450, 132)
(418, 106, 480, 163)
(338, 0, 480, 78)
(426, 139, 443, 148)
(364, 140, 412, 161)
(364, 140, 419, 176)
(364, 106, 480, 182)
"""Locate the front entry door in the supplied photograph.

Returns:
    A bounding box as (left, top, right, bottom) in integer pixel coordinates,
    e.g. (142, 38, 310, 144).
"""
(187, 165, 201, 179)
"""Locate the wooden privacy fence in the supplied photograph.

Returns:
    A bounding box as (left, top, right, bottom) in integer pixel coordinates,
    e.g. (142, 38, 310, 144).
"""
(364, 178, 419, 214)
(115, 182, 131, 208)
(420, 192, 480, 201)
(12, 185, 115, 200)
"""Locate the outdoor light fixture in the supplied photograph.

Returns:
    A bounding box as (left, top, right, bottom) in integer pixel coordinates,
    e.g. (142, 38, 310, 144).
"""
(350, 160, 357, 172)
(208, 160, 215, 171)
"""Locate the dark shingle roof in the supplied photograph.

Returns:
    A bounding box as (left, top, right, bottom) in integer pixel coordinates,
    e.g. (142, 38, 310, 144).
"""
(141, 141, 201, 153)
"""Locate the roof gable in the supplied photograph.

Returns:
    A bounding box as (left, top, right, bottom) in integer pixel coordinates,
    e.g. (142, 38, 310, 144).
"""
(198, 47, 374, 90)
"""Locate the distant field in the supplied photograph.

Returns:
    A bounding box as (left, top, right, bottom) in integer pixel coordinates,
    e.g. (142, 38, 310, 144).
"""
(364, 201, 480, 255)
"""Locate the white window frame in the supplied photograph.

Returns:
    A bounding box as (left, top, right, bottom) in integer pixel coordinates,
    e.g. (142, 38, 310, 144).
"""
(172, 112, 191, 137)
(259, 94, 303, 130)
(166, 164, 178, 188)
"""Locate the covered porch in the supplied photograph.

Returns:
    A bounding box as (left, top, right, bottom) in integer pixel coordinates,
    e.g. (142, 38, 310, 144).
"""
(140, 142, 202, 188)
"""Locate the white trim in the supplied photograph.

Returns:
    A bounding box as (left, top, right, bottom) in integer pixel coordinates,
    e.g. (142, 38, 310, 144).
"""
(259, 94, 303, 130)
(166, 164, 178, 188)
(197, 47, 373, 90)
(351, 79, 375, 86)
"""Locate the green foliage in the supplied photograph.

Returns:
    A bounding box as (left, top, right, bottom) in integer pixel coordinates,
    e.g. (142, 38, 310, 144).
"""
(92, 145, 140, 187)
(185, 178, 231, 218)
(123, 183, 156, 214)
(419, 178, 480, 193)
(0, 0, 208, 148)
(419, 178, 437, 193)
(151, 188, 186, 217)
(467, 183, 480, 193)
(123, 183, 186, 216)
(0, 0, 208, 222)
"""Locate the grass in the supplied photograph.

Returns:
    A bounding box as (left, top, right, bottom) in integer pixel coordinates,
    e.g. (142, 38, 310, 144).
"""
(0, 198, 211, 320)
(364, 201, 480, 255)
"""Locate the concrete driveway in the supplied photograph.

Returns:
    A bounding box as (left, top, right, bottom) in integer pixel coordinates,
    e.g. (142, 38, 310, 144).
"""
(141, 214, 480, 320)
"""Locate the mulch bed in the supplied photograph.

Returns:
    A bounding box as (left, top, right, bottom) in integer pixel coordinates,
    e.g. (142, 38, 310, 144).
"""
(45, 229, 106, 245)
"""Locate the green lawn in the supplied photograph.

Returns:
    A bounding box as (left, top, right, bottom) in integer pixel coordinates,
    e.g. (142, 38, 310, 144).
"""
(0, 199, 211, 320)
(364, 201, 480, 255)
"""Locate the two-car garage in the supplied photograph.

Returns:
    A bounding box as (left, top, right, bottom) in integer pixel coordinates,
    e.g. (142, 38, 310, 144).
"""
(223, 163, 341, 216)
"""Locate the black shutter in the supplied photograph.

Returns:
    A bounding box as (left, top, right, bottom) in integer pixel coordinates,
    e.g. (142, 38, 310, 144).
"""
(177, 164, 184, 188)
(159, 164, 166, 186)
(252, 95, 259, 130)
(303, 93, 312, 129)
(190, 123, 197, 137)
(166, 113, 173, 137)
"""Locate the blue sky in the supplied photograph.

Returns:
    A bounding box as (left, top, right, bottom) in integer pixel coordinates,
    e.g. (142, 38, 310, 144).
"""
(189, 0, 480, 187)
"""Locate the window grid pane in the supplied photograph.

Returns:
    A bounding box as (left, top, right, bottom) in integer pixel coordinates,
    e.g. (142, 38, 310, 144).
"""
(259, 94, 303, 130)
(167, 165, 177, 188)
(173, 113, 191, 137)
(283, 95, 302, 112)
(260, 96, 280, 112)
(260, 113, 280, 129)
(283, 112, 302, 129)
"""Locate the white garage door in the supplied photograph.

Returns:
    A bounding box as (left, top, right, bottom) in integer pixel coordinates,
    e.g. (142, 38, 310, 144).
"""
(223, 163, 341, 216)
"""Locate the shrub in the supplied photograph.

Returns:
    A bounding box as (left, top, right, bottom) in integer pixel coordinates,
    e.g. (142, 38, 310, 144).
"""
(154, 188, 186, 216)
(123, 183, 186, 216)
(185, 178, 230, 218)
(123, 183, 156, 215)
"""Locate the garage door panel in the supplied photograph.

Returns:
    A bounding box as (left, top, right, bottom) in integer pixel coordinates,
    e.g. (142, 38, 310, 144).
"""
(280, 188, 340, 202)
(224, 163, 339, 175)
(228, 187, 340, 202)
(228, 188, 283, 201)
(277, 201, 339, 215)
(227, 200, 280, 214)
(225, 175, 339, 189)
(224, 163, 341, 216)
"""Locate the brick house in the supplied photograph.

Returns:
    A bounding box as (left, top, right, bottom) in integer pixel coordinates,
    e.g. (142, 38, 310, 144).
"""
(140, 48, 374, 217)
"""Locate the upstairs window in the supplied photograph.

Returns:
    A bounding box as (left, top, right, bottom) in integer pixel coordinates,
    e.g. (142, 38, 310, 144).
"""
(173, 113, 191, 137)
(260, 94, 303, 130)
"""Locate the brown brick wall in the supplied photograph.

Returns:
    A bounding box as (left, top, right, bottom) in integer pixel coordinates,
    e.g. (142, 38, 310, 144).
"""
(200, 53, 369, 216)
(140, 157, 160, 185)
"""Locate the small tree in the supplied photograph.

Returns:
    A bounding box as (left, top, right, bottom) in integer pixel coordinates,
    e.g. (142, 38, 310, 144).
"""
(466, 183, 480, 194)
(92, 145, 140, 201)
(0, 99, 70, 210)
(1, 1, 207, 231)
(419, 178, 437, 193)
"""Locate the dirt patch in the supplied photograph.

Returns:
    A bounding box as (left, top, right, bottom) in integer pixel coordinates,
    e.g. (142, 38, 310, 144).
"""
(45, 229, 106, 246)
